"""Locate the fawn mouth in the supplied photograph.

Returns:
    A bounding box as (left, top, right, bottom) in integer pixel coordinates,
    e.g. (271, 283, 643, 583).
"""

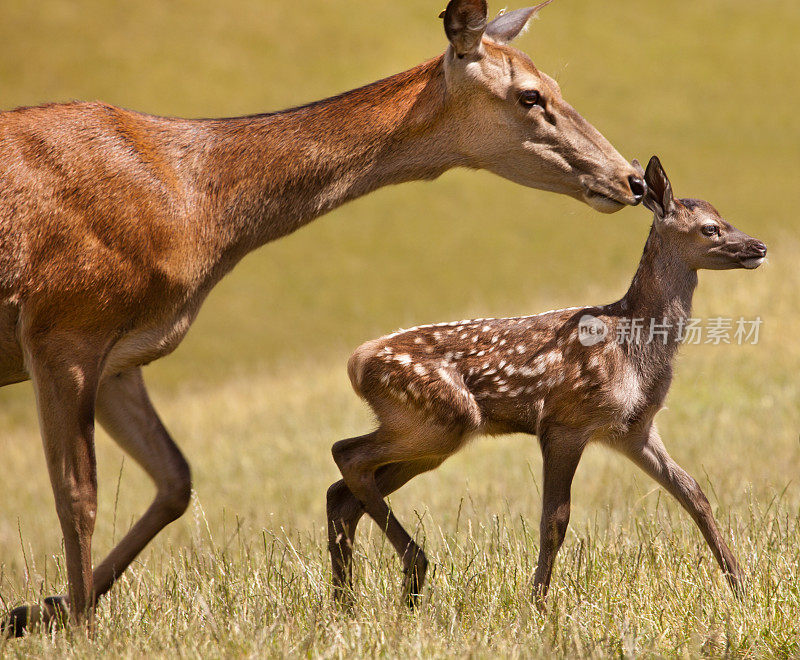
(740, 256, 765, 269)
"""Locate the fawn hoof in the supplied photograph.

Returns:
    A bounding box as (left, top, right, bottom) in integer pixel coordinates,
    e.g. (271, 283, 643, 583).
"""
(727, 570, 747, 600)
(2, 596, 69, 637)
(531, 586, 548, 614)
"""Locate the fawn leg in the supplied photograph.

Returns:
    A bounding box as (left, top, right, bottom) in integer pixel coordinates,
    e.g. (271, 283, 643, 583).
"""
(623, 425, 744, 595)
(328, 457, 442, 604)
(332, 431, 450, 607)
(532, 429, 587, 608)
(4, 334, 101, 637)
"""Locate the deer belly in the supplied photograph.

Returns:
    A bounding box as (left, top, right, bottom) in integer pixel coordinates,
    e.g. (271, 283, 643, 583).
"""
(104, 311, 194, 375)
(0, 301, 26, 385)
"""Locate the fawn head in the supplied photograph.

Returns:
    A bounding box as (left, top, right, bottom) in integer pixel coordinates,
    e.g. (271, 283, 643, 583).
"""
(440, 0, 644, 212)
(641, 156, 767, 270)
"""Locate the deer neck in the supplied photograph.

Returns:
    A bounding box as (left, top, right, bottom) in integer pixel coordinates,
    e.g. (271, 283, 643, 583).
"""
(195, 56, 459, 262)
(618, 224, 698, 350)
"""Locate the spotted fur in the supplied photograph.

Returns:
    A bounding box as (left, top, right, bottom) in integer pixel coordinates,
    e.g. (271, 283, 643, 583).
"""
(330, 155, 767, 609)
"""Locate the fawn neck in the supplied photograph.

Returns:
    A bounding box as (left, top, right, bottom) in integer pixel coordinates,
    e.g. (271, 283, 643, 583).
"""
(619, 224, 698, 349)
(197, 56, 458, 260)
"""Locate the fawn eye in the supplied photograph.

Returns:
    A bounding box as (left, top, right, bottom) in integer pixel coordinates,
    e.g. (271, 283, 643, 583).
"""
(701, 224, 720, 237)
(519, 89, 541, 108)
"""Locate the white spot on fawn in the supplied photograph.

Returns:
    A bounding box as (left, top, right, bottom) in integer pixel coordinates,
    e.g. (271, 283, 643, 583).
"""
(437, 367, 457, 389)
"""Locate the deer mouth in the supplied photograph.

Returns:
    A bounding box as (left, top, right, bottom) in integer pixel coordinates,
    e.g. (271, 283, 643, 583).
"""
(582, 187, 627, 213)
(578, 175, 638, 213)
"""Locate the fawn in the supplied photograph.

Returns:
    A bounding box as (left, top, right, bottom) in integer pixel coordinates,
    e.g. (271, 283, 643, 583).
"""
(327, 156, 767, 607)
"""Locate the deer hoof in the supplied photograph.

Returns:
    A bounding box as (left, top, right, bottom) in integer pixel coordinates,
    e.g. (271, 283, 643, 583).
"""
(402, 553, 428, 610)
(2, 596, 69, 637)
(332, 585, 357, 613)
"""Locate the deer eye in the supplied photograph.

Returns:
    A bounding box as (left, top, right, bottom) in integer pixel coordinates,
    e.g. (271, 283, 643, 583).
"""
(701, 224, 720, 237)
(519, 89, 541, 108)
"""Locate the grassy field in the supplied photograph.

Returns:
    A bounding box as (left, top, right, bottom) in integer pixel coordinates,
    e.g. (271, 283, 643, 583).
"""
(1, 0, 799, 656)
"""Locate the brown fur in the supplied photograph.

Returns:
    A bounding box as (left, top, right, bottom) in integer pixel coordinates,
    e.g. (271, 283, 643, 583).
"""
(327, 156, 767, 608)
(0, 0, 644, 635)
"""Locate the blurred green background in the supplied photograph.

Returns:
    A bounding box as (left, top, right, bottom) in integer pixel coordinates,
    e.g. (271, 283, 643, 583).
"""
(0, 3, 798, 651)
(1, 0, 796, 394)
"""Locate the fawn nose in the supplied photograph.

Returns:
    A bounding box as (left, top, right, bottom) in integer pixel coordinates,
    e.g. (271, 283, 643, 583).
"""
(753, 241, 767, 257)
(628, 175, 646, 204)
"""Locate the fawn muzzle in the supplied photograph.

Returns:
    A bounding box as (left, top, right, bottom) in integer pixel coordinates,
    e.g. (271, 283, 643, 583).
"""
(740, 239, 767, 269)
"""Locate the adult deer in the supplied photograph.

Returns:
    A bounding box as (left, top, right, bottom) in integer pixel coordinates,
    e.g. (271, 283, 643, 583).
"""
(328, 156, 765, 608)
(1, 0, 643, 634)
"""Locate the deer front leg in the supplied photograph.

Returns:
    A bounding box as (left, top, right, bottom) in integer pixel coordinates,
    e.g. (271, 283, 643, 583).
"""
(4, 367, 191, 638)
(3, 334, 102, 637)
(623, 424, 744, 595)
(532, 429, 587, 609)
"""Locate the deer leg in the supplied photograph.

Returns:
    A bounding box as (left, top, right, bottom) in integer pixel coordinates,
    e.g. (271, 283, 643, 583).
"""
(622, 425, 744, 595)
(4, 367, 191, 638)
(327, 457, 442, 605)
(532, 429, 586, 609)
(3, 335, 101, 637)
(89, 368, 192, 599)
(332, 430, 451, 608)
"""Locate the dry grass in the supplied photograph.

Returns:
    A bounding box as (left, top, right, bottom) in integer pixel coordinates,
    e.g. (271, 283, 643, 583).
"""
(1, 243, 798, 657)
(1, 0, 799, 656)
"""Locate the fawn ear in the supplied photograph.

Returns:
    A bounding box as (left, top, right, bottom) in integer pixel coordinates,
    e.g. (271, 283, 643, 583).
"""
(441, 0, 488, 57)
(643, 155, 676, 219)
(485, 1, 554, 44)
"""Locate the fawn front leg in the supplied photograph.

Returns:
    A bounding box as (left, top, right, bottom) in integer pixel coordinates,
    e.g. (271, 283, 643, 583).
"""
(532, 429, 587, 608)
(623, 425, 744, 595)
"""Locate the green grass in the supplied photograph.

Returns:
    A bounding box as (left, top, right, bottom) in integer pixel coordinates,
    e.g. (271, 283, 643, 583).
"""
(1, 0, 799, 656)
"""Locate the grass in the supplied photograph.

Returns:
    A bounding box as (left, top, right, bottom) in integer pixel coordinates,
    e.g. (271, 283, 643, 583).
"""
(1, 0, 799, 656)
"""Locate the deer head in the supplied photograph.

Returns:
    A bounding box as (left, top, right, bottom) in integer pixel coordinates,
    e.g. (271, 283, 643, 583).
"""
(440, 0, 645, 212)
(642, 156, 767, 270)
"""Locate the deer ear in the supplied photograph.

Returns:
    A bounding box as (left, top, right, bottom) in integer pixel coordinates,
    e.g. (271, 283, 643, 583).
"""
(485, 0, 554, 44)
(441, 0, 488, 57)
(643, 155, 676, 218)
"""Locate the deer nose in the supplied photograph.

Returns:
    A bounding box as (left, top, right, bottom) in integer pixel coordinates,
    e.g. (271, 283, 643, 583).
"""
(752, 241, 767, 257)
(627, 175, 646, 204)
